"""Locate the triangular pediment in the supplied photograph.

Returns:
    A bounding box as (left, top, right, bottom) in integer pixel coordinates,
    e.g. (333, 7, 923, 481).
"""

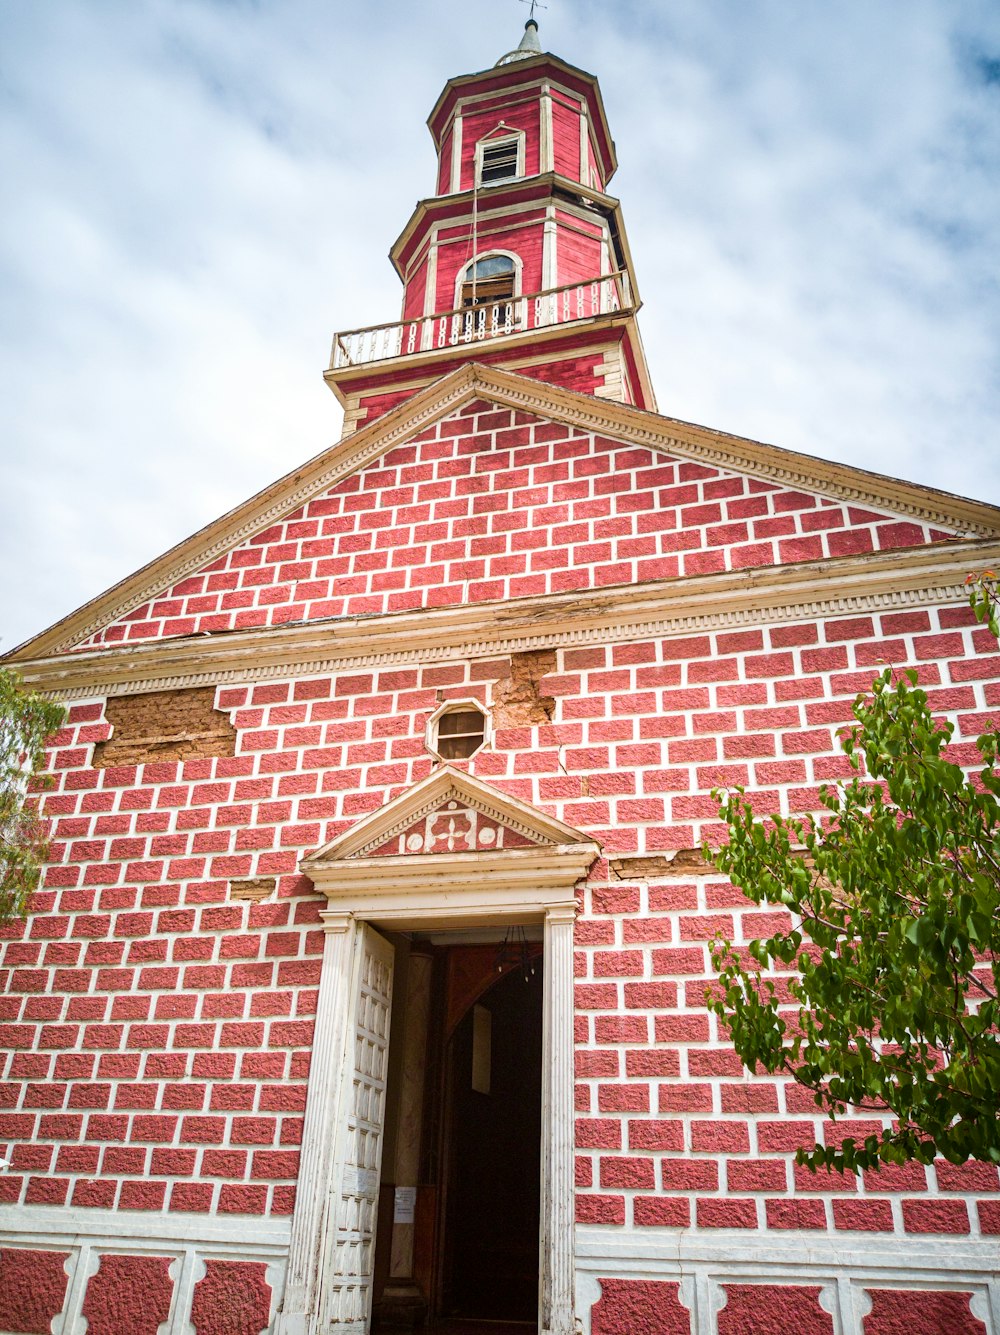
(9, 361, 1000, 664)
(302, 766, 600, 925)
(304, 765, 590, 866)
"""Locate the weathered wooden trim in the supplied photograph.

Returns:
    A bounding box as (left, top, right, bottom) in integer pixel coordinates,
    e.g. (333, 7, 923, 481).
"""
(10, 539, 1000, 700)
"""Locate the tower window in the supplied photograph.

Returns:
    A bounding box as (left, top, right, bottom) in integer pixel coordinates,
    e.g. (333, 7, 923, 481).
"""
(476, 133, 523, 186)
(460, 255, 516, 309)
(427, 700, 489, 761)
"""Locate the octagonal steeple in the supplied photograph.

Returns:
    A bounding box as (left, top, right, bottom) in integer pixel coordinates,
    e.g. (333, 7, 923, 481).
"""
(325, 27, 655, 435)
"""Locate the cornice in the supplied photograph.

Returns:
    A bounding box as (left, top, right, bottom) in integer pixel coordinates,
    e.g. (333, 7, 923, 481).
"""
(389, 172, 624, 276)
(12, 539, 1000, 701)
(11, 361, 1000, 666)
(470, 370, 1000, 539)
(307, 850, 596, 929)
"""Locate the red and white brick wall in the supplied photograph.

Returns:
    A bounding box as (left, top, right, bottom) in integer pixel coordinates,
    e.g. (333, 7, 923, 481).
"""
(5, 605, 999, 1239)
(77, 401, 958, 649)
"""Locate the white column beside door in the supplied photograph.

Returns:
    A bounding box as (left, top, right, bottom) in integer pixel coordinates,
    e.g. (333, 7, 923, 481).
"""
(540, 905, 576, 1335)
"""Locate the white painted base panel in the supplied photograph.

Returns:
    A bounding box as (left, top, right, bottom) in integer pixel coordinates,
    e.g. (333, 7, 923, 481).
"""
(576, 1226, 1000, 1335)
(0, 1205, 291, 1335)
(5, 1211, 1000, 1335)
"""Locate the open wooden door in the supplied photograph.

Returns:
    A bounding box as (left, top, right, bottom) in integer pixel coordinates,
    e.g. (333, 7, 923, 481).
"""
(326, 924, 396, 1334)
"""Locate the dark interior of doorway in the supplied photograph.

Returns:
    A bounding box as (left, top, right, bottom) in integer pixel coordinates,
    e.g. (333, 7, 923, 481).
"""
(440, 963, 542, 1323)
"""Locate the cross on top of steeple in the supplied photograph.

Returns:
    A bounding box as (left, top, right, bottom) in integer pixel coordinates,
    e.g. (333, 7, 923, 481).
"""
(518, 0, 547, 22)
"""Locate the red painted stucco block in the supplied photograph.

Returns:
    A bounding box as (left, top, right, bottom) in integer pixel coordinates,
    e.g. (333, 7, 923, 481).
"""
(697, 1198, 757, 1228)
(718, 1285, 833, 1335)
(863, 1289, 986, 1335)
(591, 1278, 690, 1335)
(190, 1258, 272, 1335)
(576, 1193, 625, 1225)
(901, 1199, 970, 1233)
(81, 1254, 174, 1335)
(0, 1248, 70, 1334)
(764, 1198, 827, 1230)
(832, 1198, 894, 1231)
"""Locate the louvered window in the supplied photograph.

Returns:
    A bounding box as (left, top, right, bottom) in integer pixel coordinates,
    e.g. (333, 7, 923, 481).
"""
(479, 137, 520, 184)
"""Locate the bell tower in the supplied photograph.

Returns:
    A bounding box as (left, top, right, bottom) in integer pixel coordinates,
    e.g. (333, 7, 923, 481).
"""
(325, 19, 656, 435)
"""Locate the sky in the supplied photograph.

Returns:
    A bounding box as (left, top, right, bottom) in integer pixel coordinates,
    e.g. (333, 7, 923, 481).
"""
(2, 0, 999, 652)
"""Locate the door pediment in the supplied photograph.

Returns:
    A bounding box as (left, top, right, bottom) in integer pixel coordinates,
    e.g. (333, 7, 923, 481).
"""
(301, 766, 599, 928)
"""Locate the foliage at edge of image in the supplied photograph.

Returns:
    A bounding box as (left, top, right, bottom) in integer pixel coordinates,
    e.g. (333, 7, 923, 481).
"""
(0, 667, 66, 924)
(707, 574, 1000, 1173)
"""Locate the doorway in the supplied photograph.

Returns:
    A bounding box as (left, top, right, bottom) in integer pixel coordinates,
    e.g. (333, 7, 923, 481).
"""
(441, 962, 543, 1322)
(372, 934, 543, 1332)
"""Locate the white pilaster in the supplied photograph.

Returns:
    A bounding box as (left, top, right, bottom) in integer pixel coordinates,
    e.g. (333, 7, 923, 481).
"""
(540, 903, 576, 1335)
(450, 116, 464, 194)
(542, 207, 558, 290)
(541, 83, 554, 175)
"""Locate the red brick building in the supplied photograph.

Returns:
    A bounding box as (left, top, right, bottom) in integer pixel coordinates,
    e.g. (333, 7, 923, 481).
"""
(3, 20, 999, 1335)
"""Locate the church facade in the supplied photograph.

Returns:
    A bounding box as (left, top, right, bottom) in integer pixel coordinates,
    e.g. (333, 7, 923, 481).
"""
(2, 21, 999, 1335)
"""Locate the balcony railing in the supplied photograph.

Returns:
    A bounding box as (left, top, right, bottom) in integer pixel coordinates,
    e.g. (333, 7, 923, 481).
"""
(329, 270, 633, 370)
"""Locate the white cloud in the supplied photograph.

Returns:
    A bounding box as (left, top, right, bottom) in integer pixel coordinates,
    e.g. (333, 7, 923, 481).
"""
(1, 0, 998, 650)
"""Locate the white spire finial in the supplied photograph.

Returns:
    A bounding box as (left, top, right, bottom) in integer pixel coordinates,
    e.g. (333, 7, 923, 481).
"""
(496, 1, 546, 65)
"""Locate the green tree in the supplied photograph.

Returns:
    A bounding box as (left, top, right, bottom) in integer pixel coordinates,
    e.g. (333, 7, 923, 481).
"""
(708, 578, 1000, 1173)
(0, 668, 66, 923)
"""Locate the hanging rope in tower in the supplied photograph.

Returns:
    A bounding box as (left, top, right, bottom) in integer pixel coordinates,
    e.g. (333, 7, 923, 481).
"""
(471, 159, 479, 306)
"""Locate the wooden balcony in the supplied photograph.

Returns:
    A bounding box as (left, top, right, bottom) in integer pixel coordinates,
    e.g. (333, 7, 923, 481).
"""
(330, 270, 634, 370)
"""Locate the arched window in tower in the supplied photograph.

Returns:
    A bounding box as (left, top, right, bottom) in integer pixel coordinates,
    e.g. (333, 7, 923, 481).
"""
(459, 254, 518, 310)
